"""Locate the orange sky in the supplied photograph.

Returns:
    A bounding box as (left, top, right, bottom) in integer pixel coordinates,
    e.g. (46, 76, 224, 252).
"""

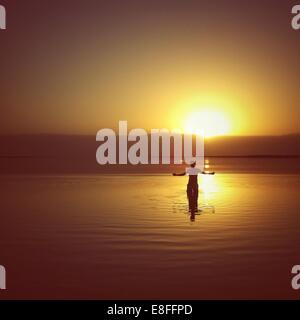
(0, 0, 299, 136)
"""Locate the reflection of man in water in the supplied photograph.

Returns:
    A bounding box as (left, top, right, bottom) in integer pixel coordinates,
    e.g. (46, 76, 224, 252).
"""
(173, 161, 202, 213)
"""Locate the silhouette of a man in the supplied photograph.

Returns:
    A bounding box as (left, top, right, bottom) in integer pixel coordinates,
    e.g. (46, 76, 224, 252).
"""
(173, 161, 202, 213)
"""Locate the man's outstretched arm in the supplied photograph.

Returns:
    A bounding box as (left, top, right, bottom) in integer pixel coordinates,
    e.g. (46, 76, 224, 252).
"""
(172, 172, 186, 176)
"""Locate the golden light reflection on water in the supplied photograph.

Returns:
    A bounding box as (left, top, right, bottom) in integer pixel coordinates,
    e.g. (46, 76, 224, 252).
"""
(199, 174, 219, 204)
(199, 159, 219, 204)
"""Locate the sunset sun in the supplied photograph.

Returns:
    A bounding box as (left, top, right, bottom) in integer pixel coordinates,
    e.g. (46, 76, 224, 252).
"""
(183, 111, 230, 138)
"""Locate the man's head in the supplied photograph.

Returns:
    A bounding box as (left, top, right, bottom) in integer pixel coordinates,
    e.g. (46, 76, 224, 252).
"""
(190, 161, 196, 168)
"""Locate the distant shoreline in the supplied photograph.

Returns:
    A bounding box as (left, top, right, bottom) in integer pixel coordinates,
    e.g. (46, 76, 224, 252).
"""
(0, 155, 300, 159)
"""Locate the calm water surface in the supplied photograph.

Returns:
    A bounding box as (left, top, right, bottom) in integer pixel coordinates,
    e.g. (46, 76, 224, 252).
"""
(1, 171, 300, 299)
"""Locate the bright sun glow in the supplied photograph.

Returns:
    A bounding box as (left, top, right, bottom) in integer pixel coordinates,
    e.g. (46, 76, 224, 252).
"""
(183, 111, 230, 138)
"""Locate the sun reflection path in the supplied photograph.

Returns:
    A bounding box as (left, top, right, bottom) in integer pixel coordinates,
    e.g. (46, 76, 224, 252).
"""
(199, 160, 219, 205)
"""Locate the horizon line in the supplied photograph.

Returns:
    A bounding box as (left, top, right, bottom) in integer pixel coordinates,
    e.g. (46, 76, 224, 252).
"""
(0, 132, 300, 138)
